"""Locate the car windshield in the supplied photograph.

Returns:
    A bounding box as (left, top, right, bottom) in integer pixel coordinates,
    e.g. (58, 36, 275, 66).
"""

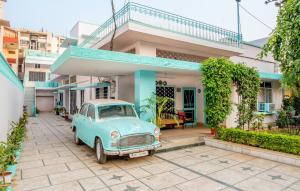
(98, 105, 137, 119)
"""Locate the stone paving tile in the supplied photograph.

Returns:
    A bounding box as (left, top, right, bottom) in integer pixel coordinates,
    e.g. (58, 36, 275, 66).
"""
(244, 158, 280, 170)
(171, 167, 201, 180)
(112, 157, 152, 170)
(91, 162, 122, 175)
(110, 180, 151, 191)
(208, 169, 251, 185)
(65, 161, 86, 170)
(229, 163, 265, 176)
(98, 170, 136, 186)
(141, 161, 179, 174)
(78, 176, 106, 191)
(224, 153, 256, 162)
(19, 152, 59, 162)
(126, 167, 152, 179)
(170, 155, 204, 167)
(192, 153, 220, 161)
(21, 163, 69, 179)
(235, 177, 286, 191)
(140, 171, 186, 190)
(155, 150, 187, 160)
(160, 186, 182, 191)
(17, 160, 44, 170)
(17, 176, 50, 191)
(209, 158, 240, 168)
(187, 161, 225, 175)
(33, 181, 83, 191)
(256, 170, 298, 186)
(43, 155, 79, 165)
(176, 177, 227, 191)
(48, 168, 94, 185)
(289, 180, 300, 190)
(271, 164, 300, 178)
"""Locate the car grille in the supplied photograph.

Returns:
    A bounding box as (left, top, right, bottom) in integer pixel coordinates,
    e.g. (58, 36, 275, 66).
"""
(118, 134, 155, 148)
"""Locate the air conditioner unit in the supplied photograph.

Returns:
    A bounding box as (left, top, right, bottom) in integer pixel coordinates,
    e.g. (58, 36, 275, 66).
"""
(257, 103, 275, 113)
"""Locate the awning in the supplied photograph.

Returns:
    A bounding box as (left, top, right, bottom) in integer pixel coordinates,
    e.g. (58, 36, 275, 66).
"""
(51, 46, 201, 76)
(259, 72, 282, 80)
(70, 82, 110, 90)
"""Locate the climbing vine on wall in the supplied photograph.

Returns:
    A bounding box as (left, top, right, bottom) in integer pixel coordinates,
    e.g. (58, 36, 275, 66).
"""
(202, 58, 233, 128)
(202, 58, 260, 129)
(232, 64, 260, 129)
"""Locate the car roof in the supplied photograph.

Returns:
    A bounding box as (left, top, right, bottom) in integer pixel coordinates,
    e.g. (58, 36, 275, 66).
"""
(84, 99, 133, 106)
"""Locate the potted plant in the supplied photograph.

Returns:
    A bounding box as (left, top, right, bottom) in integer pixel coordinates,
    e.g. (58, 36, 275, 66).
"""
(4, 144, 17, 176)
(0, 144, 12, 185)
(54, 107, 60, 115)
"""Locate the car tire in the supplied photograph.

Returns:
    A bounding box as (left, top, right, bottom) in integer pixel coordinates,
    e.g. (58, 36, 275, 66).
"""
(149, 150, 156, 156)
(74, 128, 82, 145)
(95, 138, 107, 164)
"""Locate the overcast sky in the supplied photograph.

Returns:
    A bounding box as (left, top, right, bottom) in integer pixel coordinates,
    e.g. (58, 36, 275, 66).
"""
(5, 0, 279, 41)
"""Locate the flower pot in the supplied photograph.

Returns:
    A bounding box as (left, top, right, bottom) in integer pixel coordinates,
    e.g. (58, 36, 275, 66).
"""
(0, 171, 12, 184)
(210, 128, 216, 136)
(0, 184, 11, 191)
(6, 165, 16, 176)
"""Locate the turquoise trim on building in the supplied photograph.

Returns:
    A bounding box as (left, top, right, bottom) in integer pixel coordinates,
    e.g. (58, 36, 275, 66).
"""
(0, 52, 24, 91)
(134, 70, 156, 121)
(51, 46, 201, 73)
(79, 2, 242, 48)
(259, 72, 282, 80)
(70, 82, 111, 90)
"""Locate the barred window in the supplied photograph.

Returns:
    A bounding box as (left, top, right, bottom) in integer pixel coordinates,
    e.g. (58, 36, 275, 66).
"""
(95, 87, 108, 99)
(29, 71, 45, 82)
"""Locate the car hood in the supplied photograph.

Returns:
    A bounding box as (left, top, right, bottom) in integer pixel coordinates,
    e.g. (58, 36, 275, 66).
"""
(99, 117, 156, 136)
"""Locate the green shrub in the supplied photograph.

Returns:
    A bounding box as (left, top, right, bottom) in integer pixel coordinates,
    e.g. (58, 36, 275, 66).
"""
(217, 128, 300, 155)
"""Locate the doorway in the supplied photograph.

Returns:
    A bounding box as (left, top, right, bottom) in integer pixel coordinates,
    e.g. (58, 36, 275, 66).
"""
(182, 87, 196, 126)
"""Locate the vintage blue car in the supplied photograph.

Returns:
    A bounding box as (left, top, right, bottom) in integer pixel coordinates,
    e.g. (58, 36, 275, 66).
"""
(71, 99, 161, 163)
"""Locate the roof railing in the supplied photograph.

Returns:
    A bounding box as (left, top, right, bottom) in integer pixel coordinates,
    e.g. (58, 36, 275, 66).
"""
(79, 2, 242, 48)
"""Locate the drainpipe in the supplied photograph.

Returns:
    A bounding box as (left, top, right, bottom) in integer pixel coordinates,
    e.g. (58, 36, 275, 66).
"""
(236, 0, 241, 46)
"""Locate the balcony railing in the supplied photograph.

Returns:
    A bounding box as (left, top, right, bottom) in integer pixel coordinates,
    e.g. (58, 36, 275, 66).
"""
(35, 81, 60, 89)
(25, 49, 59, 59)
(79, 2, 242, 48)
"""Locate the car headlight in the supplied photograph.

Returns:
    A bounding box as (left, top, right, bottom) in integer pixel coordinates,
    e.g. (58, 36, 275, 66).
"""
(111, 131, 120, 140)
(154, 127, 160, 135)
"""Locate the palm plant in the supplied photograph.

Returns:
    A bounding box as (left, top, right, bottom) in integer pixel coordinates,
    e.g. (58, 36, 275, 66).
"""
(140, 93, 177, 128)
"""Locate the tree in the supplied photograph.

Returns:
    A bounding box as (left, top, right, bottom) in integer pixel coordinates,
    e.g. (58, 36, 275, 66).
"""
(260, 0, 300, 95)
(110, 0, 117, 51)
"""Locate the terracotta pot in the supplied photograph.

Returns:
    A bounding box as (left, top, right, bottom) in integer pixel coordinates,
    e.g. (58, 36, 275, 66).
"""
(210, 128, 216, 136)
(0, 171, 12, 184)
(6, 165, 17, 176)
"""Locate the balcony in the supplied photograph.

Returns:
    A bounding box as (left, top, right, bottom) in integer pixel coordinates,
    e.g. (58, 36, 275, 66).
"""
(79, 2, 242, 49)
(35, 81, 60, 90)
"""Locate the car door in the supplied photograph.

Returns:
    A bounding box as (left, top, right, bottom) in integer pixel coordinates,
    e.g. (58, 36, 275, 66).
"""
(85, 104, 96, 147)
(77, 104, 89, 142)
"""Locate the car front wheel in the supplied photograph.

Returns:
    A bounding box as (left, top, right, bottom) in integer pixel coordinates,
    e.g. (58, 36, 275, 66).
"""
(95, 138, 107, 164)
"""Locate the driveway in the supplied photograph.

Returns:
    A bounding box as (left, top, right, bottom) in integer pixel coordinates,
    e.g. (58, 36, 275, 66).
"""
(14, 113, 300, 191)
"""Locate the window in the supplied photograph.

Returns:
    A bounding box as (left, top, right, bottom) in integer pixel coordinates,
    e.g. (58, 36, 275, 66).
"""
(95, 87, 108, 99)
(35, 64, 41, 69)
(80, 90, 85, 106)
(29, 71, 45, 81)
(59, 93, 63, 106)
(260, 82, 273, 103)
(87, 105, 95, 119)
(79, 104, 88, 116)
(98, 105, 136, 119)
(8, 50, 15, 54)
(20, 40, 29, 46)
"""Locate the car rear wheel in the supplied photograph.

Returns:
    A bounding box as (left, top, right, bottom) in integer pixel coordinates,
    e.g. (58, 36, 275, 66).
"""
(96, 138, 107, 164)
(74, 128, 82, 145)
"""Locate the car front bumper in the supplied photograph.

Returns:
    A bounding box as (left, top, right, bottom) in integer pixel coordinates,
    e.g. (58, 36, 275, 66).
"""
(104, 143, 161, 156)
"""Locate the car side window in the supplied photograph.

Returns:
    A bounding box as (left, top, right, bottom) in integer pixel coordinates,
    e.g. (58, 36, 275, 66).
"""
(79, 104, 88, 116)
(87, 105, 95, 120)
